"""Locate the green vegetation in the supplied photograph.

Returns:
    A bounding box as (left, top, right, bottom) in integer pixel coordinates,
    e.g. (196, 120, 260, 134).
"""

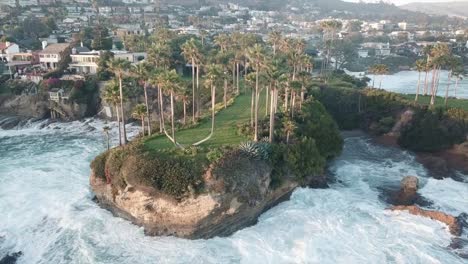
(144, 92, 264, 149)
(401, 94, 468, 111)
(315, 75, 468, 152)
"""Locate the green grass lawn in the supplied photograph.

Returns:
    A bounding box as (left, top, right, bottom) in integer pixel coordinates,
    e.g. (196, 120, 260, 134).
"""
(400, 94, 468, 111)
(144, 90, 268, 150)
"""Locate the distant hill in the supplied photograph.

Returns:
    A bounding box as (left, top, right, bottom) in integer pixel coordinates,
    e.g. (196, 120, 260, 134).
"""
(400, 1, 468, 18)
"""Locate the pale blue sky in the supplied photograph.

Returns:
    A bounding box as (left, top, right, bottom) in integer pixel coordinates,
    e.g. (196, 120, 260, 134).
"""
(344, 0, 467, 6)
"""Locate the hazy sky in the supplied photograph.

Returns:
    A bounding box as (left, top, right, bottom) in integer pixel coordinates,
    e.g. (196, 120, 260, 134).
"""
(344, 0, 468, 6)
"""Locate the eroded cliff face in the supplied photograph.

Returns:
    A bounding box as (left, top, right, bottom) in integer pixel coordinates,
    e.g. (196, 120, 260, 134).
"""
(0, 95, 49, 119)
(90, 161, 300, 239)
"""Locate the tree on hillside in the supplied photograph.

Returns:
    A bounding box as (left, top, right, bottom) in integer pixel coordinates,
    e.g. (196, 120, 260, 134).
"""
(368, 64, 389, 89)
(247, 44, 266, 142)
(428, 43, 451, 106)
(103, 80, 122, 146)
(108, 58, 131, 145)
(265, 60, 287, 143)
(193, 64, 223, 146)
(414, 59, 426, 102)
(132, 104, 147, 136)
(444, 56, 462, 108)
(157, 69, 182, 146)
(182, 38, 202, 122)
(268, 31, 283, 56)
(131, 62, 152, 135)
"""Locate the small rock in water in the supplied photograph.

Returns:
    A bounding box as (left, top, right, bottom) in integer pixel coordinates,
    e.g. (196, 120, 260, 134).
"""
(393, 176, 420, 205)
(0, 251, 22, 264)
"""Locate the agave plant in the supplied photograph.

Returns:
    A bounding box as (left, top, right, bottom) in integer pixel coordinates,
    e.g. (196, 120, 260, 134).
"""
(239, 141, 271, 160)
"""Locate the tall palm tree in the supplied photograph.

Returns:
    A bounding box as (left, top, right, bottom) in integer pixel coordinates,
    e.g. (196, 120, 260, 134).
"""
(214, 34, 230, 53)
(283, 119, 296, 144)
(289, 80, 302, 118)
(428, 44, 451, 106)
(268, 31, 283, 56)
(247, 44, 265, 142)
(444, 56, 461, 108)
(193, 64, 223, 146)
(108, 58, 131, 145)
(132, 104, 147, 136)
(265, 61, 287, 142)
(320, 20, 342, 77)
(157, 69, 182, 146)
(368, 64, 389, 89)
(103, 126, 111, 150)
(453, 67, 465, 98)
(297, 71, 311, 109)
(131, 62, 152, 135)
(414, 59, 426, 102)
(103, 79, 122, 146)
(181, 38, 202, 122)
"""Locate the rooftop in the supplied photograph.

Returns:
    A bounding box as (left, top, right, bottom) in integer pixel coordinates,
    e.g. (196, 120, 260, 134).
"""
(39, 43, 71, 54)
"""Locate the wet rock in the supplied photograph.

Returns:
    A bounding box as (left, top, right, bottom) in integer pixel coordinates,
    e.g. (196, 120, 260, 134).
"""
(393, 176, 419, 205)
(457, 213, 468, 233)
(391, 205, 462, 236)
(0, 252, 22, 264)
(416, 155, 451, 179)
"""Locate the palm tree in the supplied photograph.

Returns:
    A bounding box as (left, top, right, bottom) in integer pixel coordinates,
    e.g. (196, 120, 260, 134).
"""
(108, 58, 131, 145)
(289, 80, 302, 118)
(247, 44, 266, 142)
(444, 56, 461, 108)
(199, 30, 208, 47)
(415, 59, 426, 102)
(181, 38, 202, 122)
(368, 64, 389, 89)
(157, 70, 182, 146)
(268, 31, 283, 56)
(103, 80, 122, 146)
(283, 119, 296, 144)
(179, 80, 192, 125)
(297, 71, 311, 110)
(453, 67, 465, 98)
(429, 44, 451, 106)
(214, 34, 230, 53)
(132, 104, 147, 136)
(193, 64, 222, 146)
(103, 126, 111, 150)
(265, 61, 287, 143)
(320, 20, 342, 77)
(131, 62, 152, 135)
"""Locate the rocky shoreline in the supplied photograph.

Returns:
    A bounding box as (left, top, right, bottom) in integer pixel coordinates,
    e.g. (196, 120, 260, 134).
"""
(90, 170, 305, 239)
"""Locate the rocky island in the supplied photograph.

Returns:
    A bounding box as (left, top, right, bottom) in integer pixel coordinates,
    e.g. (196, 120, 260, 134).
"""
(90, 94, 343, 239)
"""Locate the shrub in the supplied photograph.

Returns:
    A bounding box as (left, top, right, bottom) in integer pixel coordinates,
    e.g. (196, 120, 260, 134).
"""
(398, 108, 466, 152)
(90, 151, 109, 180)
(206, 148, 224, 163)
(296, 99, 343, 159)
(285, 137, 325, 182)
(129, 153, 203, 198)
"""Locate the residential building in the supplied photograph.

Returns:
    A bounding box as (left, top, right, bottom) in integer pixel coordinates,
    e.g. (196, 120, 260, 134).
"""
(69, 49, 101, 75)
(38, 42, 71, 70)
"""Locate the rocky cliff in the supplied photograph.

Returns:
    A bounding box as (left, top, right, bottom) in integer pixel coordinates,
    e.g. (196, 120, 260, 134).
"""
(90, 159, 301, 239)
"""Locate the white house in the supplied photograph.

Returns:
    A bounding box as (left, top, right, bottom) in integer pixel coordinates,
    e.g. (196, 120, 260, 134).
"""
(0, 41, 20, 63)
(38, 42, 71, 71)
(69, 50, 101, 75)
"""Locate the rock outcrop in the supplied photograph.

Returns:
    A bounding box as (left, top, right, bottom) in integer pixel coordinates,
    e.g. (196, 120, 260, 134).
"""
(394, 176, 419, 205)
(391, 205, 463, 236)
(0, 95, 49, 119)
(0, 251, 22, 264)
(90, 162, 301, 239)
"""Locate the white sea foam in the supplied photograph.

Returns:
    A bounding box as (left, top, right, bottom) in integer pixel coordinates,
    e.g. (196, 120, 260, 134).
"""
(0, 122, 466, 263)
(348, 70, 468, 99)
